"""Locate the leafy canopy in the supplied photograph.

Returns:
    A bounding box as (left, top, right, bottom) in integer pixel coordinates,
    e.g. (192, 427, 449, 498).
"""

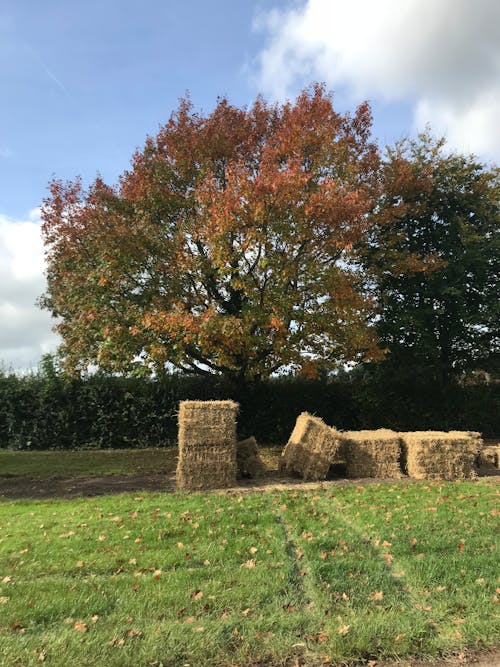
(41, 85, 382, 380)
(363, 133, 500, 379)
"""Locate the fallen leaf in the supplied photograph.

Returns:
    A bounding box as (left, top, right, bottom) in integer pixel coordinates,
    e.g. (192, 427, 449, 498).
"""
(191, 590, 203, 601)
(91, 615, 99, 624)
(296, 548, 303, 559)
(242, 559, 255, 568)
(320, 552, 327, 559)
(0, 596, 8, 604)
(241, 608, 251, 617)
(128, 629, 142, 638)
(152, 570, 162, 580)
(2, 576, 12, 584)
(249, 546, 258, 555)
(73, 620, 88, 632)
(370, 591, 384, 601)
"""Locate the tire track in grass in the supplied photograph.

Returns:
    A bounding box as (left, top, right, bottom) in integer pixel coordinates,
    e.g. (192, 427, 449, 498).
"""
(279, 490, 441, 662)
(273, 498, 334, 656)
(338, 482, 500, 651)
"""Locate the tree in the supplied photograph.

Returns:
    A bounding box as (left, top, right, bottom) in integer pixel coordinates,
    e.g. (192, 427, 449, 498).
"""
(362, 133, 500, 380)
(40, 86, 383, 383)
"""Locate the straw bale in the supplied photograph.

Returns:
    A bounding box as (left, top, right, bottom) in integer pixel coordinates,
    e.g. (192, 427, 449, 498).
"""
(478, 445, 499, 469)
(281, 412, 342, 481)
(176, 400, 238, 491)
(341, 429, 403, 479)
(400, 431, 481, 480)
(237, 437, 267, 478)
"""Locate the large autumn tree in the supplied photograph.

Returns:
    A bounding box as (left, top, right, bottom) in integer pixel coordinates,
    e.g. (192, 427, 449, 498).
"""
(40, 85, 383, 382)
(362, 133, 499, 380)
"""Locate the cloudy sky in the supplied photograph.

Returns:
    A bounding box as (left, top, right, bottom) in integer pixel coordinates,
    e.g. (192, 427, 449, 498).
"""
(1, 0, 499, 371)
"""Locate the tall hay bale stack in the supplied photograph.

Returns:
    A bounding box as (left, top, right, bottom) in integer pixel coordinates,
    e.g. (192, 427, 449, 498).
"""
(176, 400, 238, 491)
(478, 445, 499, 469)
(400, 431, 482, 480)
(281, 412, 342, 481)
(341, 429, 403, 479)
(236, 436, 267, 478)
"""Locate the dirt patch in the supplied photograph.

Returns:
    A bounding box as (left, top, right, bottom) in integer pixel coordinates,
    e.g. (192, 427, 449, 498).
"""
(0, 465, 498, 500)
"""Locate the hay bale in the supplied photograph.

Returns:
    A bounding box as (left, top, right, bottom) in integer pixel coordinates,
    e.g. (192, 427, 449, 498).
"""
(400, 431, 482, 480)
(237, 437, 267, 478)
(176, 400, 238, 491)
(281, 413, 342, 481)
(478, 445, 499, 469)
(341, 429, 403, 479)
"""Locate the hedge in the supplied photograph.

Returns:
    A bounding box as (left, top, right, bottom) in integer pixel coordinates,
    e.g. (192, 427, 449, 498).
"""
(0, 370, 498, 450)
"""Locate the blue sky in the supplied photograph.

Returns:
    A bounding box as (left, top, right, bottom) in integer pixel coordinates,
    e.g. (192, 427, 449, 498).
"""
(1, 0, 499, 370)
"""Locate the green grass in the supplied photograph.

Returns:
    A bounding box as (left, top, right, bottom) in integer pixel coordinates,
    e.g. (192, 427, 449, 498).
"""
(0, 447, 282, 479)
(0, 479, 498, 666)
(0, 449, 178, 479)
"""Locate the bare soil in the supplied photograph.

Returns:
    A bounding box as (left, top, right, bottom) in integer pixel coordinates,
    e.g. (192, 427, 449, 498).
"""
(0, 465, 498, 500)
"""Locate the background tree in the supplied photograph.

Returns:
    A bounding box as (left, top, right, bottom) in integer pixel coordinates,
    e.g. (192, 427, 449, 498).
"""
(41, 86, 382, 382)
(362, 133, 499, 381)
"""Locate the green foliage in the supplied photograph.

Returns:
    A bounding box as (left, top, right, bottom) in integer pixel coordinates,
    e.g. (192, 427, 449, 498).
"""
(0, 369, 498, 450)
(364, 133, 500, 378)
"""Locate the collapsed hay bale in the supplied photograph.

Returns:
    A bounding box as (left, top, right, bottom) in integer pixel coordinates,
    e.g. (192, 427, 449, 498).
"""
(400, 431, 482, 480)
(281, 412, 341, 481)
(478, 445, 499, 469)
(236, 437, 267, 478)
(341, 429, 403, 479)
(176, 400, 238, 491)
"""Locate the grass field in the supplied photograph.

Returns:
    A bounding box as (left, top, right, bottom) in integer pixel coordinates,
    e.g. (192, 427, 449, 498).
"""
(0, 447, 281, 480)
(0, 472, 499, 666)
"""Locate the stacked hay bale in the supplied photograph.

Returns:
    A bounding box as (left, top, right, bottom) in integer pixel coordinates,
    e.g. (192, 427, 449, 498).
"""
(400, 431, 482, 480)
(478, 445, 499, 469)
(341, 429, 403, 479)
(176, 400, 238, 491)
(236, 437, 267, 478)
(281, 412, 342, 481)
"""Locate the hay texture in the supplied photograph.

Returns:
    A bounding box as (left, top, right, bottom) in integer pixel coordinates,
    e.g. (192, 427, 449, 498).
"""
(176, 400, 238, 491)
(478, 445, 499, 469)
(281, 413, 341, 481)
(400, 431, 482, 480)
(236, 437, 267, 479)
(341, 429, 403, 479)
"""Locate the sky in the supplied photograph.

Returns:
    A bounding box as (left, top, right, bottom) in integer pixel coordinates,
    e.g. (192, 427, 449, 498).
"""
(1, 0, 499, 371)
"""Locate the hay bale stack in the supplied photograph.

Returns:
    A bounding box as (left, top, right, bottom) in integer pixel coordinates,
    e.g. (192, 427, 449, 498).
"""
(281, 413, 342, 481)
(236, 437, 267, 478)
(478, 445, 499, 469)
(341, 429, 403, 479)
(176, 400, 238, 491)
(401, 431, 482, 480)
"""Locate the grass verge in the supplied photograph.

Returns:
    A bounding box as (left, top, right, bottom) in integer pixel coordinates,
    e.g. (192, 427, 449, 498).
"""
(0, 480, 498, 666)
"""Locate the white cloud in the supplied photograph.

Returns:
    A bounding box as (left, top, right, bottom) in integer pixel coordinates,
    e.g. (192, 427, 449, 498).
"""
(0, 211, 59, 371)
(254, 0, 500, 161)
